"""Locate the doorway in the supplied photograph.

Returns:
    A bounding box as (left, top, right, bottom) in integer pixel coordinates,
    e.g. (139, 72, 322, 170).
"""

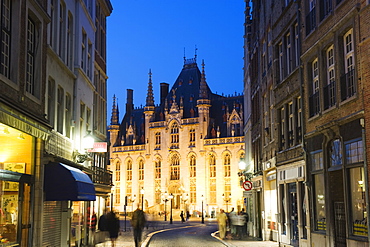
(289, 183, 299, 246)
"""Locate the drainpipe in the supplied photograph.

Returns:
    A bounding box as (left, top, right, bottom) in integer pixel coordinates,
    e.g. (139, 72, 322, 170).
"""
(296, 0, 311, 242)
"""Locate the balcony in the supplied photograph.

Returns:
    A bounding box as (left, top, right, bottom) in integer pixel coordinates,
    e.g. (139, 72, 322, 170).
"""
(340, 69, 356, 101)
(91, 166, 112, 186)
(306, 7, 316, 35)
(309, 91, 320, 118)
(203, 136, 244, 146)
(45, 130, 73, 160)
(324, 80, 336, 110)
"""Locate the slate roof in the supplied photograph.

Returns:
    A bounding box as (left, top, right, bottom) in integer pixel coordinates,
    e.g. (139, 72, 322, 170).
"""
(113, 58, 243, 146)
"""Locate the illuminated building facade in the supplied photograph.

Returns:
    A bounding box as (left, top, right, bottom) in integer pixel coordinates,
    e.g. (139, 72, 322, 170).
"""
(108, 57, 245, 217)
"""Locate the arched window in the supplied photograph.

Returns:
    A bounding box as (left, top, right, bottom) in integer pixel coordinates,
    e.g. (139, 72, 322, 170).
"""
(210, 154, 216, 177)
(224, 154, 231, 177)
(189, 128, 195, 147)
(155, 132, 161, 149)
(170, 122, 179, 148)
(138, 159, 144, 180)
(329, 138, 342, 168)
(190, 155, 196, 177)
(127, 160, 132, 181)
(155, 158, 161, 179)
(115, 161, 120, 181)
(170, 154, 180, 180)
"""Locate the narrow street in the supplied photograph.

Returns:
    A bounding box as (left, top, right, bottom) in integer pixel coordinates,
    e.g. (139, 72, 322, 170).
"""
(147, 223, 224, 247)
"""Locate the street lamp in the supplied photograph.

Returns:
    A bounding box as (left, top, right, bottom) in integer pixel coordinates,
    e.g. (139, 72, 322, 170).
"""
(140, 188, 145, 210)
(169, 193, 174, 224)
(75, 130, 95, 163)
(222, 193, 231, 212)
(201, 195, 204, 224)
(162, 192, 169, 221)
(130, 195, 136, 212)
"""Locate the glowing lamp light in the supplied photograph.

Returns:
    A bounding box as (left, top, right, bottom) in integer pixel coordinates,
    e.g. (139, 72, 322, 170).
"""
(82, 130, 94, 150)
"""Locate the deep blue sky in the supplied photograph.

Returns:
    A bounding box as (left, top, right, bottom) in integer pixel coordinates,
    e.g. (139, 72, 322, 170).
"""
(107, 0, 245, 122)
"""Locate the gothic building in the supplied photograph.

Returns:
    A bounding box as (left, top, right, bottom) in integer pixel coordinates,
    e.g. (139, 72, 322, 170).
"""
(108, 57, 245, 216)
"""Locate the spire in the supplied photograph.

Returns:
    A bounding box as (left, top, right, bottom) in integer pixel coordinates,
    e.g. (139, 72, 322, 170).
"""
(146, 69, 155, 106)
(110, 94, 119, 125)
(199, 60, 208, 99)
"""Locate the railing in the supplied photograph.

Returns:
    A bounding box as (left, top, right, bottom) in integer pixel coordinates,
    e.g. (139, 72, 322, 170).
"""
(149, 121, 166, 128)
(204, 136, 244, 146)
(181, 118, 199, 125)
(91, 166, 112, 185)
(309, 91, 320, 117)
(306, 7, 316, 35)
(113, 144, 146, 152)
(324, 80, 336, 110)
(45, 130, 73, 160)
(340, 69, 355, 101)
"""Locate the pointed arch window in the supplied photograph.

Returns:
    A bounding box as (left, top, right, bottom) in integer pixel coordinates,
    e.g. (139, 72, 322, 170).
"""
(190, 155, 196, 177)
(210, 154, 216, 177)
(224, 154, 231, 177)
(127, 160, 132, 181)
(138, 159, 144, 180)
(170, 122, 179, 148)
(155, 158, 161, 179)
(189, 129, 195, 147)
(170, 154, 180, 180)
(115, 161, 120, 181)
(155, 132, 161, 150)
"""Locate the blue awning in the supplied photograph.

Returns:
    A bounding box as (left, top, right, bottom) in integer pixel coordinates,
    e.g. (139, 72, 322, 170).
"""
(44, 162, 96, 201)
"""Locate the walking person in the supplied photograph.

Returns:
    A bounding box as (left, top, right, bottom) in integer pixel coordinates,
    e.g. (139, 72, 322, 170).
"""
(240, 208, 249, 237)
(131, 205, 146, 247)
(228, 207, 237, 238)
(106, 211, 120, 247)
(216, 209, 228, 240)
(180, 211, 185, 223)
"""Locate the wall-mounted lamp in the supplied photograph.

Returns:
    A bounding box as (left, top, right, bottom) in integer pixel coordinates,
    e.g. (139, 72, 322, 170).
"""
(74, 131, 95, 163)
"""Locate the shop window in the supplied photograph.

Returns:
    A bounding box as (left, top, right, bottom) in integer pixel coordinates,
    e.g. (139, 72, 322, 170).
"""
(313, 174, 326, 231)
(349, 167, 367, 236)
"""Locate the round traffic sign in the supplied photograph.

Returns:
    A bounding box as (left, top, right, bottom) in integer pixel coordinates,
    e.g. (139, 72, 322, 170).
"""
(243, 181, 253, 191)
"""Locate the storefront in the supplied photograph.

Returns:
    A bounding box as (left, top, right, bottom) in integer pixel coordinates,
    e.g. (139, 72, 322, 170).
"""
(43, 162, 96, 247)
(0, 123, 36, 246)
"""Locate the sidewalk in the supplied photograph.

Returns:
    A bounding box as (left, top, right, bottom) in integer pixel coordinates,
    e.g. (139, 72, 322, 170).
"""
(95, 216, 278, 247)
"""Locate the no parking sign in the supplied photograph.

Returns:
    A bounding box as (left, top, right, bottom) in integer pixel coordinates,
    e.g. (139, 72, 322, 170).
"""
(242, 181, 253, 191)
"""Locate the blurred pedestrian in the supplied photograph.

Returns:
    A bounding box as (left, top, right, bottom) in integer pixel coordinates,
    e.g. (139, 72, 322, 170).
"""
(131, 205, 146, 247)
(186, 211, 190, 221)
(180, 211, 185, 223)
(217, 209, 228, 240)
(240, 208, 249, 237)
(228, 207, 237, 238)
(106, 211, 120, 247)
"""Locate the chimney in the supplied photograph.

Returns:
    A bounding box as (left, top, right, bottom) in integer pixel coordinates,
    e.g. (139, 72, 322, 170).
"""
(160, 83, 169, 104)
(126, 89, 134, 114)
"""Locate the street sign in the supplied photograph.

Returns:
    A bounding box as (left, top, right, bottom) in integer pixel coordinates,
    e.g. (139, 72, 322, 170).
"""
(243, 181, 253, 191)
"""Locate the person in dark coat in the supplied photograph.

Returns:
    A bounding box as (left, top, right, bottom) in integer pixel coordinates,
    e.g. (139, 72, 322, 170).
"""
(106, 211, 120, 247)
(180, 211, 185, 222)
(131, 206, 146, 247)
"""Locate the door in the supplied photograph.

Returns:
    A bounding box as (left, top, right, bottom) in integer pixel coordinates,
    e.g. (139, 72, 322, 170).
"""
(334, 202, 346, 247)
(289, 183, 299, 246)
